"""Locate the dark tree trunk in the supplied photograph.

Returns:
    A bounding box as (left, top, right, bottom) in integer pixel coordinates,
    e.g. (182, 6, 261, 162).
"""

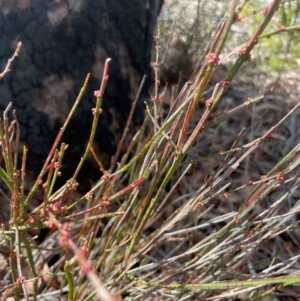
(0, 0, 164, 184)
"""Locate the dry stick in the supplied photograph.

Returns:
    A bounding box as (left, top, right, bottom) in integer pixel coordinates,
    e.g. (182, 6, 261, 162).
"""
(21, 234, 39, 298)
(203, 85, 278, 129)
(146, 163, 193, 230)
(72, 58, 111, 180)
(223, 127, 246, 164)
(98, 161, 158, 270)
(20, 147, 27, 202)
(111, 74, 146, 172)
(184, 0, 282, 155)
(12, 111, 20, 173)
(202, 127, 246, 193)
(3, 104, 14, 181)
(0, 122, 13, 188)
(144, 103, 177, 149)
(0, 41, 22, 80)
(24, 73, 90, 207)
(0, 44, 22, 193)
(253, 176, 300, 238)
(98, 120, 153, 247)
(144, 111, 189, 230)
(47, 143, 67, 199)
(43, 149, 59, 211)
(158, 275, 300, 290)
(226, 0, 281, 85)
(190, 16, 226, 88)
(205, 0, 282, 124)
(14, 228, 29, 301)
(62, 210, 124, 223)
(122, 155, 166, 256)
(165, 81, 193, 121)
(192, 0, 202, 60)
(111, 117, 148, 188)
(182, 3, 235, 142)
(238, 138, 300, 217)
(66, 60, 112, 265)
(160, 20, 175, 66)
(178, 14, 229, 146)
(90, 146, 105, 172)
(259, 24, 300, 39)
(49, 214, 114, 301)
(109, 161, 156, 202)
(91, 122, 147, 220)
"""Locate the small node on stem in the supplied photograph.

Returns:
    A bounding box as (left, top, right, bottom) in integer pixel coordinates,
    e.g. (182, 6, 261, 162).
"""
(224, 192, 230, 198)
(238, 44, 249, 57)
(11, 193, 19, 204)
(94, 90, 101, 98)
(13, 169, 20, 177)
(205, 98, 213, 108)
(102, 171, 110, 181)
(111, 295, 122, 301)
(220, 79, 230, 88)
(59, 223, 71, 248)
(80, 261, 93, 274)
(244, 98, 252, 105)
(262, 2, 279, 16)
(86, 191, 94, 200)
(45, 219, 55, 228)
(76, 247, 89, 261)
(54, 162, 61, 169)
(205, 53, 219, 66)
(92, 108, 103, 115)
(276, 172, 285, 183)
(28, 215, 36, 224)
(262, 5, 270, 15)
(271, 185, 277, 191)
(61, 206, 67, 212)
(194, 202, 201, 209)
(16, 276, 25, 286)
(62, 223, 70, 231)
(277, 24, 285, 32)
(175, 144, 182, 154)
(233, 12, 241, 23)
(151, 95, 157, 102)
(37, 178, 43, 185)
(244, 98, 252, 112)
(101, 195, 110, 206)
(49, 203, 59, 213)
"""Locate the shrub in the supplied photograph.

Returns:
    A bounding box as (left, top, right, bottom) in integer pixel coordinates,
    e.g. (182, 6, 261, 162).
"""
(1, 1, 300, 300)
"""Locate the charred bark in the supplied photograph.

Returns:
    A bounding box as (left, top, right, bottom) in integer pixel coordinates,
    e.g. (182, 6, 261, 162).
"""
(0, 0, 164, 185)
